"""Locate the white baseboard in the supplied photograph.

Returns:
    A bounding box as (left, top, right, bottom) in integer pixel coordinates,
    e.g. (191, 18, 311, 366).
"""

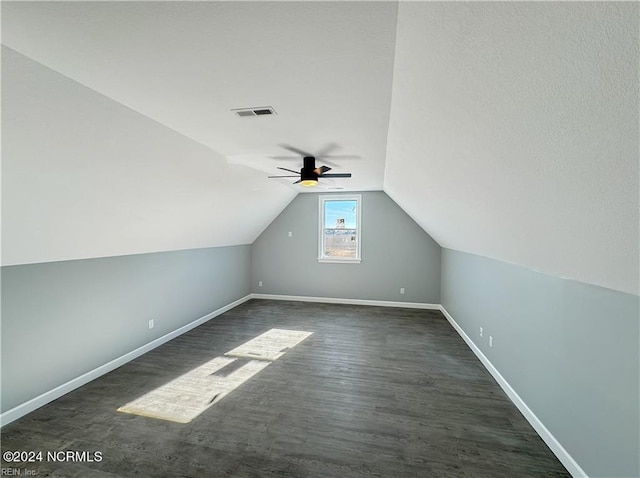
(438, 305, 587, 478)
(0, 294, 253, 428)
(250, 293, 441, 310)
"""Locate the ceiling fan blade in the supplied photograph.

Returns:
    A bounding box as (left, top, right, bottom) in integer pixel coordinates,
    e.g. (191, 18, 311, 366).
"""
(319, 173, 352, 178)
(277, 167, 300, 174)
(316, 142, 338, 158)
(279, 144, 313, 157)
(318, 154, 361, 160)
(270, 154, 359, 162)
(314, 165, 331, 175)
(268, 175, 299, 178)
(293, 179, 302, 184)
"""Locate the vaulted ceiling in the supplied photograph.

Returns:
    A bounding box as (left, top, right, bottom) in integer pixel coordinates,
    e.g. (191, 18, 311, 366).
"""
(2, 2, 638, 295)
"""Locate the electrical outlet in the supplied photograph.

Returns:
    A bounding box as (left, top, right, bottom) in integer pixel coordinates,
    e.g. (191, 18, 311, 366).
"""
(480, 327, 483, 337)
(258, 281, 263, 287)
(288, 231, 293, 237)
(148, 319, 154, 329)
(489, 336, 493, 348)
(400, 287, 405, 294)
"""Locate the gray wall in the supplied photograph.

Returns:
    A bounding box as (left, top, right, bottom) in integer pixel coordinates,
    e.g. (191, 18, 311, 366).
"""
(441, 248, 639, 478)
(1, 245, 251, 413)
(251, 191, 441, 303)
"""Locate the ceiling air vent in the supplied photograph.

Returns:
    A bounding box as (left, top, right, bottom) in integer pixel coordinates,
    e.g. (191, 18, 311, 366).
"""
(232, 106, 277, 117)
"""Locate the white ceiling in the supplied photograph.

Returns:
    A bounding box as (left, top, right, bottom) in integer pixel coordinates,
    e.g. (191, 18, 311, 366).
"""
(1, 1, 397, 265)
(2, 1, 397, 191)
(385, 2, 638, 295)
(2, 2, 638, 295)
(2, 45, 296, 264)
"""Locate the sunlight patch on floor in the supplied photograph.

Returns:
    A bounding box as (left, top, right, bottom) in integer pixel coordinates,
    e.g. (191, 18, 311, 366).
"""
(117, 328, 312, 423)
(225, 328, 313, 361)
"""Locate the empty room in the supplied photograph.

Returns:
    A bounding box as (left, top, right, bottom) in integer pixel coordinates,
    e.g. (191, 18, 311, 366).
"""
(1, 2, 638, 478)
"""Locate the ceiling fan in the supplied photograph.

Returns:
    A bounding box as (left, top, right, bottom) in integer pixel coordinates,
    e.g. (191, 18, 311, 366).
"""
(268, 155, 352, 187)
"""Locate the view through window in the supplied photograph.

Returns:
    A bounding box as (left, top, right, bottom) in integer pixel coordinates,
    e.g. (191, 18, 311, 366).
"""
(319, 195, 361, 263)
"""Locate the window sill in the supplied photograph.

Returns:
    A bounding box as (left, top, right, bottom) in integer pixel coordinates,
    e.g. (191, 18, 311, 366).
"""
(318, 258, 362, 264)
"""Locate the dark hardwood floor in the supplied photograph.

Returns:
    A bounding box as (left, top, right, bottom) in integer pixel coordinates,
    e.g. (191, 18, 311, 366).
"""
(1, 299, 570, 477)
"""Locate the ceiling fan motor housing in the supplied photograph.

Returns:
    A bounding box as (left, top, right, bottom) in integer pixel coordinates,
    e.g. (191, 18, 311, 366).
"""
(301, 156, 319, 181)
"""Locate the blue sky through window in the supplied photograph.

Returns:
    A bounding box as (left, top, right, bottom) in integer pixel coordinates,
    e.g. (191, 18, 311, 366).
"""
(325, 200, 357, 229)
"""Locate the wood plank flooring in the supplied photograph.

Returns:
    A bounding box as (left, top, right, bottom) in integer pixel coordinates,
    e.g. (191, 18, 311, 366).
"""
(1, 300, 571, 477)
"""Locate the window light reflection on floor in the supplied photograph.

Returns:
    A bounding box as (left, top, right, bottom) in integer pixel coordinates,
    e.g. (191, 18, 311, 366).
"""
(117, 329, 312, 423)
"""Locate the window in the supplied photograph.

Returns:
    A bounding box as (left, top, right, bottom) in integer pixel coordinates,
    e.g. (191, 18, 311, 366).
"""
(318, 194, 362, 263)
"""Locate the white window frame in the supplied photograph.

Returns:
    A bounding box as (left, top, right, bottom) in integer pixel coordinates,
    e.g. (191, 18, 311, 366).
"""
(318, 194, 362, 264)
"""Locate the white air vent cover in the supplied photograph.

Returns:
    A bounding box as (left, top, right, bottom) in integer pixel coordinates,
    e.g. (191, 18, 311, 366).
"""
(232, 106, 277, 117)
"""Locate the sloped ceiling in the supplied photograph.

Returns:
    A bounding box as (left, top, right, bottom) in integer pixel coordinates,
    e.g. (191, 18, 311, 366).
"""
(2, 2, 638, 295)
(3, 45, 296, 265)
(1, 2, 398, 265)
(385, 2, 638, 296)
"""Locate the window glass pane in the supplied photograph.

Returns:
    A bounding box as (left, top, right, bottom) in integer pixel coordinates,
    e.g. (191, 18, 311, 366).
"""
(323, 199, 358, 258)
